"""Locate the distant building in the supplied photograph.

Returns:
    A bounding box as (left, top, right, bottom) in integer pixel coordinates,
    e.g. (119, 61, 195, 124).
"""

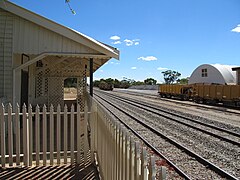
(188, 64, 237, 85)
(232, 67, 240, 85)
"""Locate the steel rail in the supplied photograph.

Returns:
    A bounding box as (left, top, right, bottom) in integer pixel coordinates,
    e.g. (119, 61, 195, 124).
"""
(116, 90, 240, 115)
(94, 91, 239, 180)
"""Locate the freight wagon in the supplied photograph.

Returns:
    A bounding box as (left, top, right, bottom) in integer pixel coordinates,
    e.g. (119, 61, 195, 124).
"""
(99, 81, 114, 91)
(159, 84, 240, 107)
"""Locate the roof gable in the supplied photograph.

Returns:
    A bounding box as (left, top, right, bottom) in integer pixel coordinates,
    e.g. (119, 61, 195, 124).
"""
(0, 0, 119, 59)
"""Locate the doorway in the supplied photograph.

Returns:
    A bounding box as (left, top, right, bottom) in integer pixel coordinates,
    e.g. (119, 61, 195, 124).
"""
(20, 70, 29, 107)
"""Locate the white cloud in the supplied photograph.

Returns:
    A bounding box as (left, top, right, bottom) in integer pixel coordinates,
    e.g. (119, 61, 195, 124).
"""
(110, 62, 114, 64)
(112, 41, 121, 45)
(123, 39, 140, 46)
(124, 39, 134, 46)
(131, 67, 137, 70)
(110, 35, 121, 40)
(231, 24, 240, 33)
(99, 70, 104, 72)
(138, 56, 158, 61)
(157, 67, 168, 71)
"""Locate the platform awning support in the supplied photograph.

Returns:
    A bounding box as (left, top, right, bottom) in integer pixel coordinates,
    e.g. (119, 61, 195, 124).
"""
(90, 58, 93, 97)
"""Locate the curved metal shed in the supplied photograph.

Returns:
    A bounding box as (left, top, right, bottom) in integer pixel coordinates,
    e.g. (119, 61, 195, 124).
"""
(188, 64, 236, 85)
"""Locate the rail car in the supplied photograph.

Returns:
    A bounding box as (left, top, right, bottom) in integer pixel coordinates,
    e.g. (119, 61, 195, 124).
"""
(159, 84, 240, 107)
(99, 82, 113, 91)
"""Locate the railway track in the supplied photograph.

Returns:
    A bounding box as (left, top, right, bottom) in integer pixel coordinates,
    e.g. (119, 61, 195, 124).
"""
(94, 90, 240, 179)
(115, 89, 240, 116)
(99, 90, 240, 146)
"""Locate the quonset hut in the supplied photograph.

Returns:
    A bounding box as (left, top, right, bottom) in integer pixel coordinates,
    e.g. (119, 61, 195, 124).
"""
(188, 64, 236, 85)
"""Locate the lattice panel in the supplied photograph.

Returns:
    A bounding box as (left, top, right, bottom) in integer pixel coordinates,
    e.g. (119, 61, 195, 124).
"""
(77, 69, 87, 112)
(34, 56, 87, 109)
(44, 68, 50, 95)
(36, 71, 43, 97)
(48, 77, 64, 109)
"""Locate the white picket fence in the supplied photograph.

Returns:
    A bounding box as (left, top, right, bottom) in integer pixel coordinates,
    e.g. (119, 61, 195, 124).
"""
(0, 97, 166, 179)
(89, 96, 166, 180)
(0, 103, 90, 167)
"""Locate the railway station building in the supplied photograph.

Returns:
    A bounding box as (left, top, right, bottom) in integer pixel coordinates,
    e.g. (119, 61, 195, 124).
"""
(0, 0, 119, 110)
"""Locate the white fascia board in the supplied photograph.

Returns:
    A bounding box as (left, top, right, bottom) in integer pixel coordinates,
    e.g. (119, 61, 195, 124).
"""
(0, 0, 119, 60)
(14, 52, 110, 71)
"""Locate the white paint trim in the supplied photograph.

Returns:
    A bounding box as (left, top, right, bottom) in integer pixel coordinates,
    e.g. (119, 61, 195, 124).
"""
(14, 52, 109, 71)
(12, 52, 109, 108)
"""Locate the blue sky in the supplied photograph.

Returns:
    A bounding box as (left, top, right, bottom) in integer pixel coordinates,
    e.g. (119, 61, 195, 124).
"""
(10, 0, 240, 82)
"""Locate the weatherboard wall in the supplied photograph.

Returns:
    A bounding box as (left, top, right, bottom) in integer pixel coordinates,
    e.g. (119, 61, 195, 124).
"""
(0, 7, 100, 105)
(0, 9, 13, 104)
(12, 14, 100, 55)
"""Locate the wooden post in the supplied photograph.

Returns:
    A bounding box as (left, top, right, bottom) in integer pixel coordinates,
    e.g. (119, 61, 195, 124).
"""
(148, 156, 156, 180)
(90, 58, 93, 97)
(64, 105, 68, 164)
(8, 104, 13, 166)
(50, 104, 54, 165)
(135, 142, 141, 180)
(77, 104, 81, 164)
(23, 104, 29, 166)
(0, 104, 5, 167)
(43, 105, 47, 165)
(141, 147, 148, 180)
(84, 101, 89, 165)
(125, 136, 130, 180)
(70, 104, 75, 163)
(131, 140, 136, 180)
(159, 166, 167, 180)
(56, 104, 61, 164)
(28, 104, 33, 166)
(35, 105, 40, 165)
(15, 104, 20, 165)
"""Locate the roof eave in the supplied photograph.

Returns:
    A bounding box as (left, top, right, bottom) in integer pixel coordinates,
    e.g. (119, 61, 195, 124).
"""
(0, 0, 119, 60)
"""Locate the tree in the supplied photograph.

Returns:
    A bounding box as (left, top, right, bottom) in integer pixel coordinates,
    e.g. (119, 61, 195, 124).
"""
(144, 78, 157, 85)
(162, 70, 181, 84)
(64, 78, 77, 87)
(105, 78, 115, 84)
(131, 81, 144, 86)
(179, 78, 189, 84)
(113, 79, 120, 88)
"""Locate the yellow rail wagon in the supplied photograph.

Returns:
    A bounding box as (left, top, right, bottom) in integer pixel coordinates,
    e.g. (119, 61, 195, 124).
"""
(159, 84, 240, 107)
(193, 84, 240, 106)
(158, 84, 192, 100)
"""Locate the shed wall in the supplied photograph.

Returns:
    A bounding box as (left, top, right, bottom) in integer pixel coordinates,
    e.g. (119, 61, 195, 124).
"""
(237, 71, 240, 85)
(0, 9, 13, 103)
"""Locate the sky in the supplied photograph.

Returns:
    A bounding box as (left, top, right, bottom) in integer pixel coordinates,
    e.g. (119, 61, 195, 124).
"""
(10, 0, 240, 83)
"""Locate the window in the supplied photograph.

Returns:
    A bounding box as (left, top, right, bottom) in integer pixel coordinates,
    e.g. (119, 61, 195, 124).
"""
(201, 68, 208, 77)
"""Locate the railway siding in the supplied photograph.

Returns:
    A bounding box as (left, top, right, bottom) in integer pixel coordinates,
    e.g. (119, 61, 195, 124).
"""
(94, 89, 240, 179)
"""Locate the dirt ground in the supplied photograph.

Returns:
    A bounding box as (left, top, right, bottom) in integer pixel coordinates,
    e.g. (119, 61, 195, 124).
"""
(64, 88, 77, 100)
